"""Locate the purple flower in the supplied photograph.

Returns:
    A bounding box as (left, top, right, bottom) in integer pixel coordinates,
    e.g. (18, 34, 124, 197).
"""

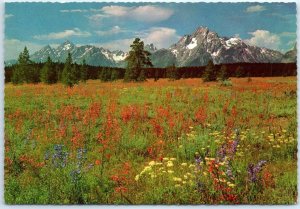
(52, 144, 68, 168)
(217, 144, 226, 161)
(248, 160, 267, 182)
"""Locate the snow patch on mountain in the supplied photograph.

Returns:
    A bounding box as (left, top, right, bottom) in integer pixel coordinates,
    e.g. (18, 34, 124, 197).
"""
(171, 49, 178, 57)
(186, 38, 197, 49)
(113, 53, 127, 62)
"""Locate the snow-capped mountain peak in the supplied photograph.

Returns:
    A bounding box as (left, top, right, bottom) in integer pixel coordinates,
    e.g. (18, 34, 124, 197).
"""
(29, 41, 127, 66)
(166, 26, 283, 67)
(11, 26, 293, 68)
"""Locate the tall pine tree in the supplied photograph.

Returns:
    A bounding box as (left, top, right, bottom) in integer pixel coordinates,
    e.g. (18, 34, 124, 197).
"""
(202, 60, 217, 82)
(124, 38, 153, 82)
(40, 56, 57, 84)
(12, 47, 36, 84)
(80, 59, 88, 83)
(61, 53, 78, 87)
(217, 65, 229, 81)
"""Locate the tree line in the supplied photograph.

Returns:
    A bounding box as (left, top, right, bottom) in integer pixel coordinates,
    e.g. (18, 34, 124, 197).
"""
(6, 39, 297, 86)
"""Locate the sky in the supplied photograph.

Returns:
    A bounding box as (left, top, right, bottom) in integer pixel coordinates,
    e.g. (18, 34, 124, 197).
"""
(4, 2, 297, 60)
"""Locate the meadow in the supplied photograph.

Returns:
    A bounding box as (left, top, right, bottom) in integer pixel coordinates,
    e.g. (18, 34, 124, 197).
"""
(4, 77, 297, 204)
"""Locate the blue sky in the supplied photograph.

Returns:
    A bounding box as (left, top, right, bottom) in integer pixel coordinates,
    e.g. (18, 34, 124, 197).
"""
(4, 2, 297, 60)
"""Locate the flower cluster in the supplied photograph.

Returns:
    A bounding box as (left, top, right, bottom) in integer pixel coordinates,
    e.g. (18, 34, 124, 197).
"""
(135, 157, 196, 188)
(48, 144, 68, 168)
(248, 160, 267, 183)
(265, 131, 295, 148)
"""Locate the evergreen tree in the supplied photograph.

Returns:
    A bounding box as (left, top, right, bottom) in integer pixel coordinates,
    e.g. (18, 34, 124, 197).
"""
(167, 64, 179, 80)
(235, 66, 243, 78)
(111, 69, 121, 81)
(80, 59, 88, 83)
(217, 65, 229, 81)
(61, 53, 78, 87)
(99, 68, 112, 82)
(124, 38, 153, 82)
(202, 60, 217, 82)
(154, 69, 159, 82)
(40, 56, 57, 84)
(12, 47, 34, 84)
(137, 69, 146, 82)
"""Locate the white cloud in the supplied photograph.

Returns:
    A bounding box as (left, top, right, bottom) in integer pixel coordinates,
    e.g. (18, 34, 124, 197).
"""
(5, 14, 14, 19)
(95, 26, 126, 36)
(33, 28, 91, 40)
(140, 27, 180, 49)
(94, 38, 135, 52)
(244, 30, 280, 50)
(60, 9, 88, 13)
(97, 27, 180, 52)
(280, 32, 296, 37)
(4, 39, 43, 60)
(246, 5, 266, 13)
(101, 5, 174, 22)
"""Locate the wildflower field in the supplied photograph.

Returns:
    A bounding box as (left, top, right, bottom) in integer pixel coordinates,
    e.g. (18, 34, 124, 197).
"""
(4, 77, 297, 204)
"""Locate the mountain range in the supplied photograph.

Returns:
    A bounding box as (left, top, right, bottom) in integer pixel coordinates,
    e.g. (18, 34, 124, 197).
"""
(5, 26, 297, 67)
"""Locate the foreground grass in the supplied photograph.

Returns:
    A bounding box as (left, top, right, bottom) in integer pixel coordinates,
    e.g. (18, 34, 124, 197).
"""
(4, 77, 297, 204)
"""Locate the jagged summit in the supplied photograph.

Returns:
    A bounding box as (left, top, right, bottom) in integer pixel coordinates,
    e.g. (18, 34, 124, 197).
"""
(29, 41, 128, 66)
(145, 43, 157, 53)
(163, 26, 284, 67)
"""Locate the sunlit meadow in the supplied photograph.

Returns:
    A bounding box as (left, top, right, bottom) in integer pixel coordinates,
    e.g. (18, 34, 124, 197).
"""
(4, 77, 297, 204)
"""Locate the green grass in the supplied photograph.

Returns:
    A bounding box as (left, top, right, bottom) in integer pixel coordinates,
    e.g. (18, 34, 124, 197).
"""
(4, 77, 297, 204)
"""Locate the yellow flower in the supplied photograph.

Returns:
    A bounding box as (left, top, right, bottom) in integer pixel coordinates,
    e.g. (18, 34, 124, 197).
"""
(148, 161, 156, 166)
(173, 177, 182, 182)
(163, 157, 169, 161)
(203, 172, 207, 176)
(143, 166, 152, 172)
(150, 174, 157, 178)
(170, 158, 176, 161)
(168, 170, 174, 174)
(182, 181, 187, 184)
(181, 163, 187, 167)
(228, 183, 235, 188)
(167, 161, 174, 167)
(183, 175, 188, 179)
(135, 175, 140, 181)
(189, 164, 195, 168)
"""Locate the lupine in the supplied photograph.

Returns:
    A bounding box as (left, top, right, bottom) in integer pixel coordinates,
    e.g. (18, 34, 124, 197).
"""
(248, 160, 267, 182)
(195, 152, 204, 191)
(51, 144, 68, 168)
(217, 144, 226, 162)
(70, 168, 81, 183)
(76, 148, 87, 168)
